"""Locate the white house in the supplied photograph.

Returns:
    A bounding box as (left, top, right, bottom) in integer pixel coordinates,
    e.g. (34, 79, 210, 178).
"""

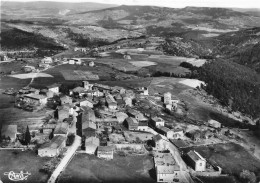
(151, 117, 165, 127)
(38, 135, 66, 157)
(78, 99, 94, 108)
(164, 92, 171, 104)
(158, 126, 174, 139)
(156, 165, 180, 183)
(172, 129, 184, 139)
(41, 57, 53, 64)
(137, 121, 149, 131)
(69, 59, 75, 65)
(208, 119, 221, 128)
(89, 61, 95, 67)
(85, 137, 100, 154)
(47, 83, 60, 94)
(152, 134, 168, 151)
(186, 150, 206, 171)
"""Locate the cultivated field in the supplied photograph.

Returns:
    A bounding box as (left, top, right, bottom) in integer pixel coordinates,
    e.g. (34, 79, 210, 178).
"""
(124, 131, 154, 142)
(178, 79, 205, 88)
(61, 70, 99, 80)
(129, 61, 157, 67)
(58, 154, 156, 183)
(0, 150, 51, 183)
(9, 73, 53, 79)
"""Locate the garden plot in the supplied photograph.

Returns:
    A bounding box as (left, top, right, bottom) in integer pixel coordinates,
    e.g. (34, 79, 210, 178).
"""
(60, 70, 99, 80)
(178, 79, 205, 88)
(129, 61, 157, 67)
(124, 131, 153, 143)
(9, 73, 53, 79)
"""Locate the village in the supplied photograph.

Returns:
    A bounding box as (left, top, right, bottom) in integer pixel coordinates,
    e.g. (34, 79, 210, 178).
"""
(0, 63, 238, 183)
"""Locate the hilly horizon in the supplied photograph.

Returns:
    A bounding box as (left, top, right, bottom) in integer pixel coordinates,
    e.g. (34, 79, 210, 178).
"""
(1, 2, 260, 73)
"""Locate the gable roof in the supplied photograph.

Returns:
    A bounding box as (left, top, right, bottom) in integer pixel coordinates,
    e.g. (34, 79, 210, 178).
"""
(54, 122, 69, 134)
(187, 150, 206, 162)
(24, 94, 47, 100)
(153, 134, 163, 142)
(126, 117, 138, 125)
(39, 135, 66, 150)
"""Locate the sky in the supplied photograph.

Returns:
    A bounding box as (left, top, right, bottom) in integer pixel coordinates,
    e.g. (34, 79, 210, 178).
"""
(1, 0, 260, 9)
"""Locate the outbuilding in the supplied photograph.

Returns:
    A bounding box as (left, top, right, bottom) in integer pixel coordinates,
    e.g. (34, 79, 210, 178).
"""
(38, 135, 66, 157)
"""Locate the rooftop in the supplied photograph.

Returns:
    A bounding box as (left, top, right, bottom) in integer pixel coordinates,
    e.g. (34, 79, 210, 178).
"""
(126, 117, 138, 125)
(39, 135, 66, 150)
(158, 126, 171, 133)
(24, 94, 47, 100)
(187, 150, 205, 162)
(151, 116, 165, 122)
(153, 134, 163, 142)
(54, 122, 69, 134)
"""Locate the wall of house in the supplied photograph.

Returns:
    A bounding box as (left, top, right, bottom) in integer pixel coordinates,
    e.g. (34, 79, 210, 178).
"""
(49, 87, 59, 93)
(157, 172, 179, 182)
(137, 126, 149, 131)
(38, 148, 57, 157)
(97, 151, 113, 159)
(195, 160, 206, 171)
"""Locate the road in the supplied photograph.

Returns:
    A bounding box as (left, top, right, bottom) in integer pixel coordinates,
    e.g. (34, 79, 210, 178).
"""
(47, 135, 81, 183)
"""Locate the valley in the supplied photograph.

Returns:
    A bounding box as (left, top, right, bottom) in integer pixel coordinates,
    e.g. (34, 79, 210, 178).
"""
(0, 2, 260, 183)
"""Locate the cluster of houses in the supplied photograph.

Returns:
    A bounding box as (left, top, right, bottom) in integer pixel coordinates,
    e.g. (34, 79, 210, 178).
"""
(0, 73, 226, 182)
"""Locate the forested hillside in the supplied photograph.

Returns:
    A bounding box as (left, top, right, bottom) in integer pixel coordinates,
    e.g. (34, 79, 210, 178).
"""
(198, 60, 260, 119)
(0, 28, 64, 50)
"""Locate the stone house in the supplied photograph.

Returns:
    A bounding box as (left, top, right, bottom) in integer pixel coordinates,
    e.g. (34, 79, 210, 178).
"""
(38, 135, 66, 157)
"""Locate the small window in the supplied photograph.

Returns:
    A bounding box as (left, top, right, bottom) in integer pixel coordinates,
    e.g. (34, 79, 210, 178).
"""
(159, 179, 163, 181)
(200, 163, 202, 166)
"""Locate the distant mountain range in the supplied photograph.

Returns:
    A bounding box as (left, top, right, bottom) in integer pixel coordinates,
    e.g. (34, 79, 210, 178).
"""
(1, 2, 260, 72)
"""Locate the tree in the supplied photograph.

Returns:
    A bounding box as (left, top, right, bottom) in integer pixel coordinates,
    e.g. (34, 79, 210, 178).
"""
(239, 170, 256, 183)
(24, 126, 31, 145)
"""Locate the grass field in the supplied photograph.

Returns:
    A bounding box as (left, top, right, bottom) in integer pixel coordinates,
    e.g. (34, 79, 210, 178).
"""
(0, 150, 51, 183)
(58, 154, 156, 183)
(182, 143, 260, 177)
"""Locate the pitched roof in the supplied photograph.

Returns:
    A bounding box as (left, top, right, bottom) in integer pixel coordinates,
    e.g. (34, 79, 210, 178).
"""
(39, 135, 66, 150)
(126, 117, 138, 125)
(187, 150, 205, 162)
(153, 134, 163, 142)
(54, 122, 69, 134)
(72, 86, 86, 93)
(24, 94, 47, 100)
(151, 116, 165, 123)
(1, 125, 17, 139)
(158, 126, 171, 133)
(169, 139, 188, 148)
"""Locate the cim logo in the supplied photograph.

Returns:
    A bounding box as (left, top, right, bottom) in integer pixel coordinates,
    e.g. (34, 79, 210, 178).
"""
(4, 171, 31, 181)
